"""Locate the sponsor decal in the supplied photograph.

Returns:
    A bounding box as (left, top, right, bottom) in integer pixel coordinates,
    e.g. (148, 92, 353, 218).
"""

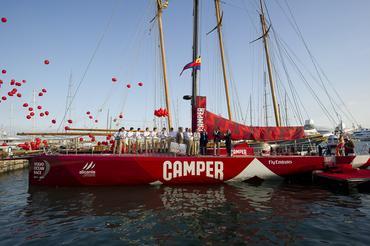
(268, 160, 293, 165)
(232, 149, 247, 156)
(163, 160, 224, 181)
(33, 160, 50, 180)
(196, 108, 205, 132)
(79, 162, 96, 177)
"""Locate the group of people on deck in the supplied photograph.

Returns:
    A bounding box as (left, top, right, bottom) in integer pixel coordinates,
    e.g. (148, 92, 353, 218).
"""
(113, 126, 233, 156)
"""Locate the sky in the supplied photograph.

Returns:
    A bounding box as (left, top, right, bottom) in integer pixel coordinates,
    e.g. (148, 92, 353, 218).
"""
(0, 0, 370, 135)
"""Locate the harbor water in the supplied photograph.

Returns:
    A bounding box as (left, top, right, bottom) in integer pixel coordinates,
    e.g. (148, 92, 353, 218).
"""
(1, 169, 370, 245)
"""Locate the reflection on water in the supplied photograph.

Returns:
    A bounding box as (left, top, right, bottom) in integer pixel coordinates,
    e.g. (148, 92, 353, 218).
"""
(1, 169, 370, 245)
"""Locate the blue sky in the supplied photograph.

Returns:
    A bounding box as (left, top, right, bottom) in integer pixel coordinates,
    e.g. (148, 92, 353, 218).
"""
(0, 0, 370, 135)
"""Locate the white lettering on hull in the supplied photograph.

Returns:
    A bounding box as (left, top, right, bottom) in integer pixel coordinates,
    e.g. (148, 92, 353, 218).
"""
(163, 160, 224, 181)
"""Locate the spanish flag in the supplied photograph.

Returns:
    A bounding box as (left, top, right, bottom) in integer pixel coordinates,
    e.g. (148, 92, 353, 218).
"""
(180, 57, 201, 76)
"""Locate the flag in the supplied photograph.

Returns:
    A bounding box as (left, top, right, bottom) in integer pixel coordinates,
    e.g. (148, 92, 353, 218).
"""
(180, 57, 201, 76)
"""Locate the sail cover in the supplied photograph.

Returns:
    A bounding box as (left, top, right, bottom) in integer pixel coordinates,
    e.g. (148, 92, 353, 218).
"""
(192, 96, 305, 141)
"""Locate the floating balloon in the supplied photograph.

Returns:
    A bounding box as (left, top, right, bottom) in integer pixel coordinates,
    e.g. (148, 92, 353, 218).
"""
(22, 80, 26, 84)
(94, 120, 98, 123)
(79, 137, 84, 142)
(37, 105, 42, 110)
(38, 92, 43, 97)
(51, 119, 56, 124)
(89, 115, 93, 119)
(42, 88, 47, 93)
(44, 60, 50, 65)
(28, 107, 33, 111)
(1, 17, 7, 23)
(119, 114, 123, 119)
(1, 70, 6, 74)
(23, 103, 28, 107)
(30, 112, 35, 116)
(112, 77, 117, 82)
(126, 84, 131, 89)
(1, 96, 7, 101)
(138, 82, 143, 87)
(15, 82, 21, 87)
(7, 92, 13, 96)
(67, 119, 72, 124)
(26, 115, 31, 120)
(45, 111, 49, 116)
(86, 111, 90, 115)
(40, 112, 44, 117)
(16, 93, 21, 98)
(64, 126, 70, 131)
(0, 80, 3, 84)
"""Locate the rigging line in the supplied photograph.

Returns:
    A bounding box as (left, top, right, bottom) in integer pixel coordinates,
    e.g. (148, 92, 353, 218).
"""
(57, 0, 120, 131)
(279, 0, 342, 123)
(241, 0, 259, 34)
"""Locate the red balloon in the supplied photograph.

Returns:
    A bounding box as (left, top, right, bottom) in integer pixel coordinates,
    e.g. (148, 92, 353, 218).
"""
(7, 92, 13, 96)
(38, 92, 43, 97)
(16, 93, 22, 98)
(30, 112, 35, 116)
(45, 111, 49, 116)
(91, 137, 96, 142)
(51, 119, 56, 124)
(22, 80, 26, 84)
(11, 88, 17, 93)
(67, 119, 73, 124)
(112, 77, 117, 82)
(89, 115, 93, 119)
(0, 80, 3, 84)
(138, 82, 143, 87)
(42, 88, 47, 93)
(86, 111, 90, 115)
(15, 82, 22, 87)
(95, 120, 98, 123)
(1, 70, 6, 74)
(1, 17, 7, 23)
(1, 96, 7, 101)
(28, 107, 33, 111)
(37, 105, 42, 110)
(119, 114, 123, 119)
(44, 60, 50, 65)
(79, 137, 84, 142)
(23, 103, 29, 107)
(26, 115, 31, 120)
(64, 126, 70, 131)
(126, 84, 131, 89)
(40, 112, 45, 117)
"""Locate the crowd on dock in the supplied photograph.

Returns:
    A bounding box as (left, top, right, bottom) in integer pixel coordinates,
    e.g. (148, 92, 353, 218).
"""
(112, 127, 233, 156)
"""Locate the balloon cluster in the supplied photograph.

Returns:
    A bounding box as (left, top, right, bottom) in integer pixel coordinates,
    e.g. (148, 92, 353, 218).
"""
(154, 108, 168, 117)
(18, 138, 48, 150)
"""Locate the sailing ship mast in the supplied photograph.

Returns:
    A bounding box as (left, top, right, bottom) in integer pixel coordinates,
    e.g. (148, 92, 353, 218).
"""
(191, 0, 200, 110)
(214, 0, 232, 121)
(156, 0, 172, 129)
(259, 0, 281, 127)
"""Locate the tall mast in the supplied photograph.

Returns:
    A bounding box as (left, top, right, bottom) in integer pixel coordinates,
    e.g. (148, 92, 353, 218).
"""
(214, 0, 232, 121)
(156, 0, 172, 129)
(264, 71, 268, 126)
(191, 0, 199, 108)
(259, 0, 281, 126)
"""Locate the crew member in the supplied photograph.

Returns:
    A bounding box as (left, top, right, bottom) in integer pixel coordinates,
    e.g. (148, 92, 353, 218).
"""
(176, 127, 184, 144)
(135, 128, 143, 153)
(113, 127, 123, 155)
(151, 127, 159, 152)
(143, 127, 151, 153)
(200, 130, 208, 155)
(126, 127, 135, 153)
(193, 129, 200, 156)
(213, 127, 222, 156)
(185, 128, 193, 156)
(225, 129, 232, 157)
(344, 137, 355, 156)
(160, 127, 168, 152)
(167, 127, 176, 152)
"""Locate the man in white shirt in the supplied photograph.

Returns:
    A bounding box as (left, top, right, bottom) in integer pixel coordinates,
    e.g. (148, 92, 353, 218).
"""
(126, 127, 134, 153)
(113, 127, 124, 154)
(151, 127, 159, 152)
(159, 127, 168, 152)
(134, 128, 143, 153)
(167, 127, 177, 153)
(193, 128, 200, 156)
(185, 128, 194, 156)
(143, 127, 151, 153)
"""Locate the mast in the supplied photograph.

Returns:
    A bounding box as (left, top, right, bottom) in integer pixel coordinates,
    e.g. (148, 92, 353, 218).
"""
(191, 0, 199, 108)
(264, 71, 268, 126)
(214, 0, 232, 120)
(156, 0, 172, 129)
(259, 0, 281, 126)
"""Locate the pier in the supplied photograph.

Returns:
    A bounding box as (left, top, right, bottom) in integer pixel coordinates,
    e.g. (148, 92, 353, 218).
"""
(0, 159, 29, 174)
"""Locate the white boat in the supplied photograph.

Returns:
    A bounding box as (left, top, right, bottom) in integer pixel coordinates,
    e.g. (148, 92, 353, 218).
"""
(352, 128, 370, 141)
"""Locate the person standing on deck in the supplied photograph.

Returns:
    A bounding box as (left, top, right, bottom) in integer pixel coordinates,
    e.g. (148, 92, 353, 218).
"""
(126, 127, 135, 153)
(185, 128, 194, 156)
(213, 127, 222, 156)
(151, 127, 159, 152)
(134, 128, 142, 153)
(193, 129, 200, 156)
(113, 127, 123, 154)
(200, 130, 208, 155)
(160, 127, 168, 152)
(167, 127, 176, 152)
(224, 129, 232, 157)
(143, 127, 151, 153)
(344, 137, 355, 156)
(176, 127, 184, 144)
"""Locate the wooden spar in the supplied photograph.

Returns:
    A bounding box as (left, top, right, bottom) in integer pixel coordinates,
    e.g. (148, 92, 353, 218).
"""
(156, 0, 172, 129)
(264, 71, 269, 126)
(66, 128, 118, 132)
(214, 0, 232, 121)
(259, 0, 281, 127)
